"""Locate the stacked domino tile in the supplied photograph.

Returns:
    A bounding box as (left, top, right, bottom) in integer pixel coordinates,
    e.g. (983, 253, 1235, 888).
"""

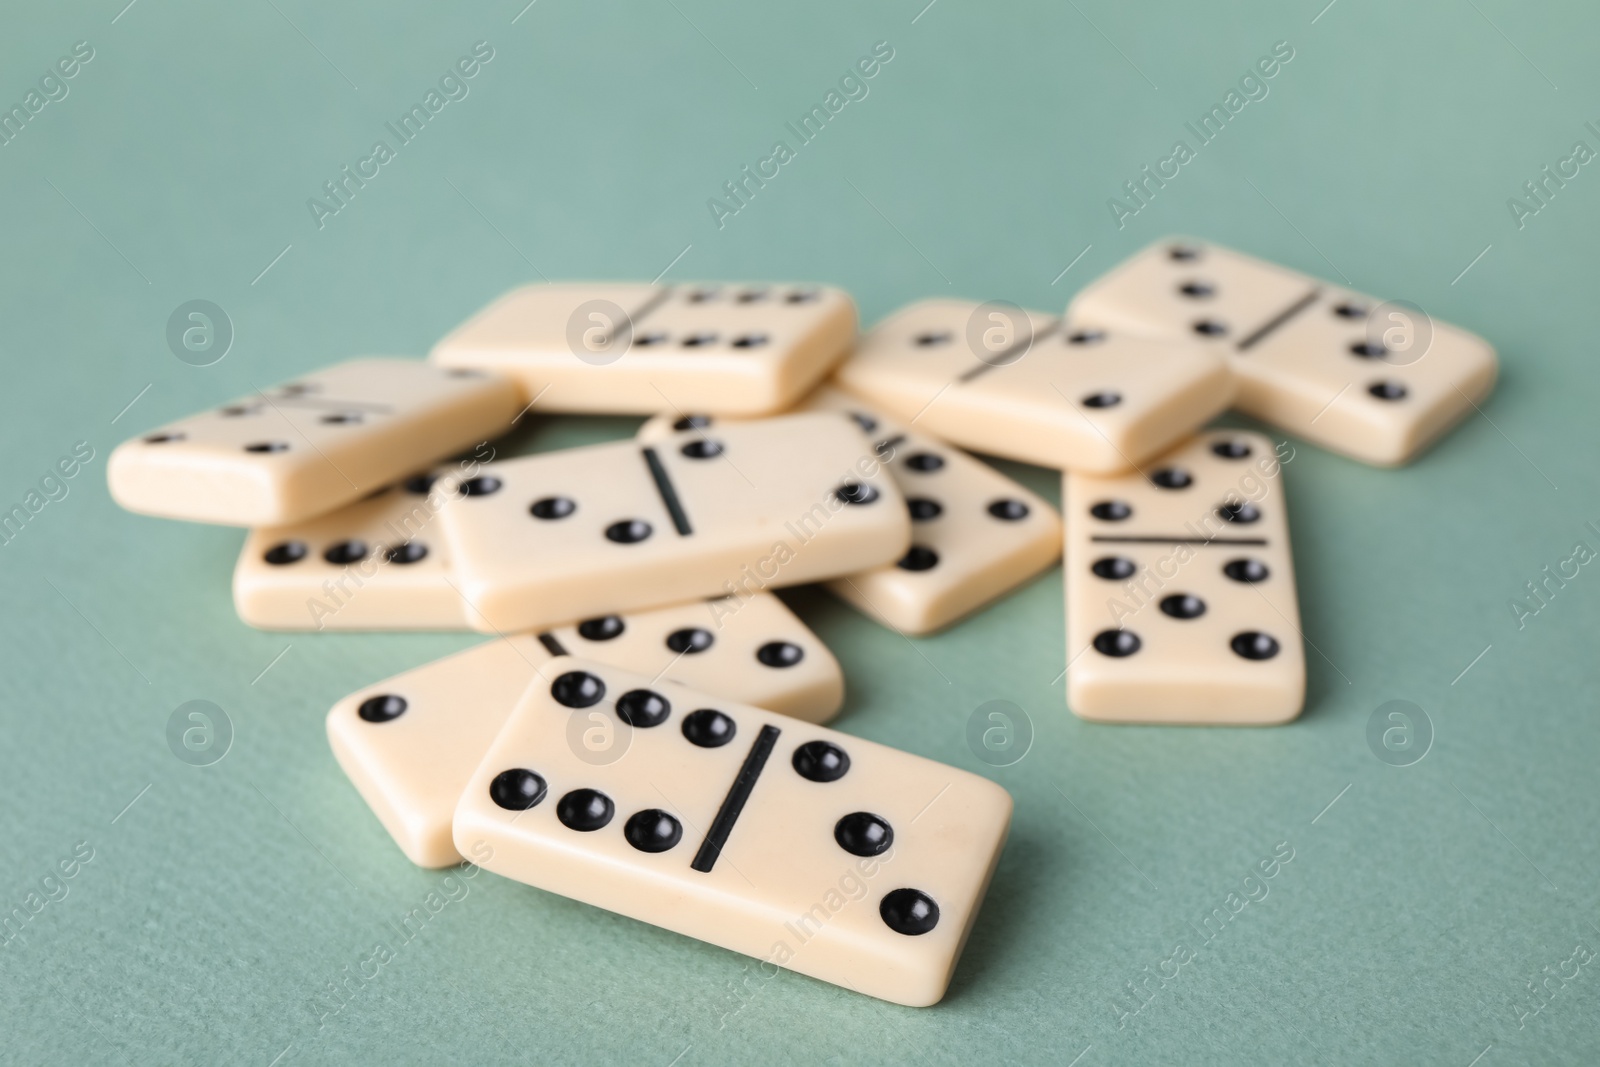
(104, 238, 1498, 1006)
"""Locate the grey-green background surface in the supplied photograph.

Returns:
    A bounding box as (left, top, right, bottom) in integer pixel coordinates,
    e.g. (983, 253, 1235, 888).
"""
(2, 0, 1597, 1063)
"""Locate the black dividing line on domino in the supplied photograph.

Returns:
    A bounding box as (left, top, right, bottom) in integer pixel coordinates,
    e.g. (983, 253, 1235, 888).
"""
(642, 447, 693, 536)
(1090, 535, 1269, 546)
(1235, 288, 1320, 352)
(691, 724, 781, 874)
(536, 632, 568, 656)
(875, 433, 907, 457)
(956, 319, 1063, 382)
(631, 286, 675, 326)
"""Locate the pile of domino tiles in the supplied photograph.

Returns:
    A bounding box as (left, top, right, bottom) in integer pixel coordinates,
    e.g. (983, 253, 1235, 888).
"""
(105, 237, 1497, 1006)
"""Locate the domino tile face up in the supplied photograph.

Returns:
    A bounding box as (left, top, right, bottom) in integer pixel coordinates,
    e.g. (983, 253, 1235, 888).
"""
(1064, 430, 1305, 724)
(832, 298, 1234, 473)
(108, 359, 521, 526)
(639, 385, 1062, 634)
(326, 593, 844, 868)
(539, 592, 844, 723)
(435, 411, 910, 633)
(451, 658, 1013, 1006)
(430, 282, 856, 415)
(233, 473, 466, 631)
(1067, 237, 1499, 466)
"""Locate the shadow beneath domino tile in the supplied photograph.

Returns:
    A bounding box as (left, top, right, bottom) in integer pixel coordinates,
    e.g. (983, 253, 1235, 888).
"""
(774, 581, 833, 620)
(774, 584, 871, 721)
(965, 452, 1060, 509)
(938, 825, 1058, 1008)
(1286, 534, 1343, 726)
(473, 412, 647, 461)
(1295, 648, 1347, 724)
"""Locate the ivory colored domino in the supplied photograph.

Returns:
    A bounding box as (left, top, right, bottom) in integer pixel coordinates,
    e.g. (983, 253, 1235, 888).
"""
(1063, 430, 1304, 724)
(233, 473, 467, 630)
(1068, 237, 1499, 466)
(327, 594, 843, 868)
(452, 658, 1012, 1006)
(832, 298, 1234, 473)
(430, 282, 856, 414)
(539, 593, 844, 723)
(640, 385, 1062, 634)
(329, 637, 542, 868)
(436, 411, 910, 633)
(108, 359, 521, 526)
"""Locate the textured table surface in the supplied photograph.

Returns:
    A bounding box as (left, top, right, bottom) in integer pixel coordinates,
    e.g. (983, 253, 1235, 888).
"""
(2, 1, 1597, 1063)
